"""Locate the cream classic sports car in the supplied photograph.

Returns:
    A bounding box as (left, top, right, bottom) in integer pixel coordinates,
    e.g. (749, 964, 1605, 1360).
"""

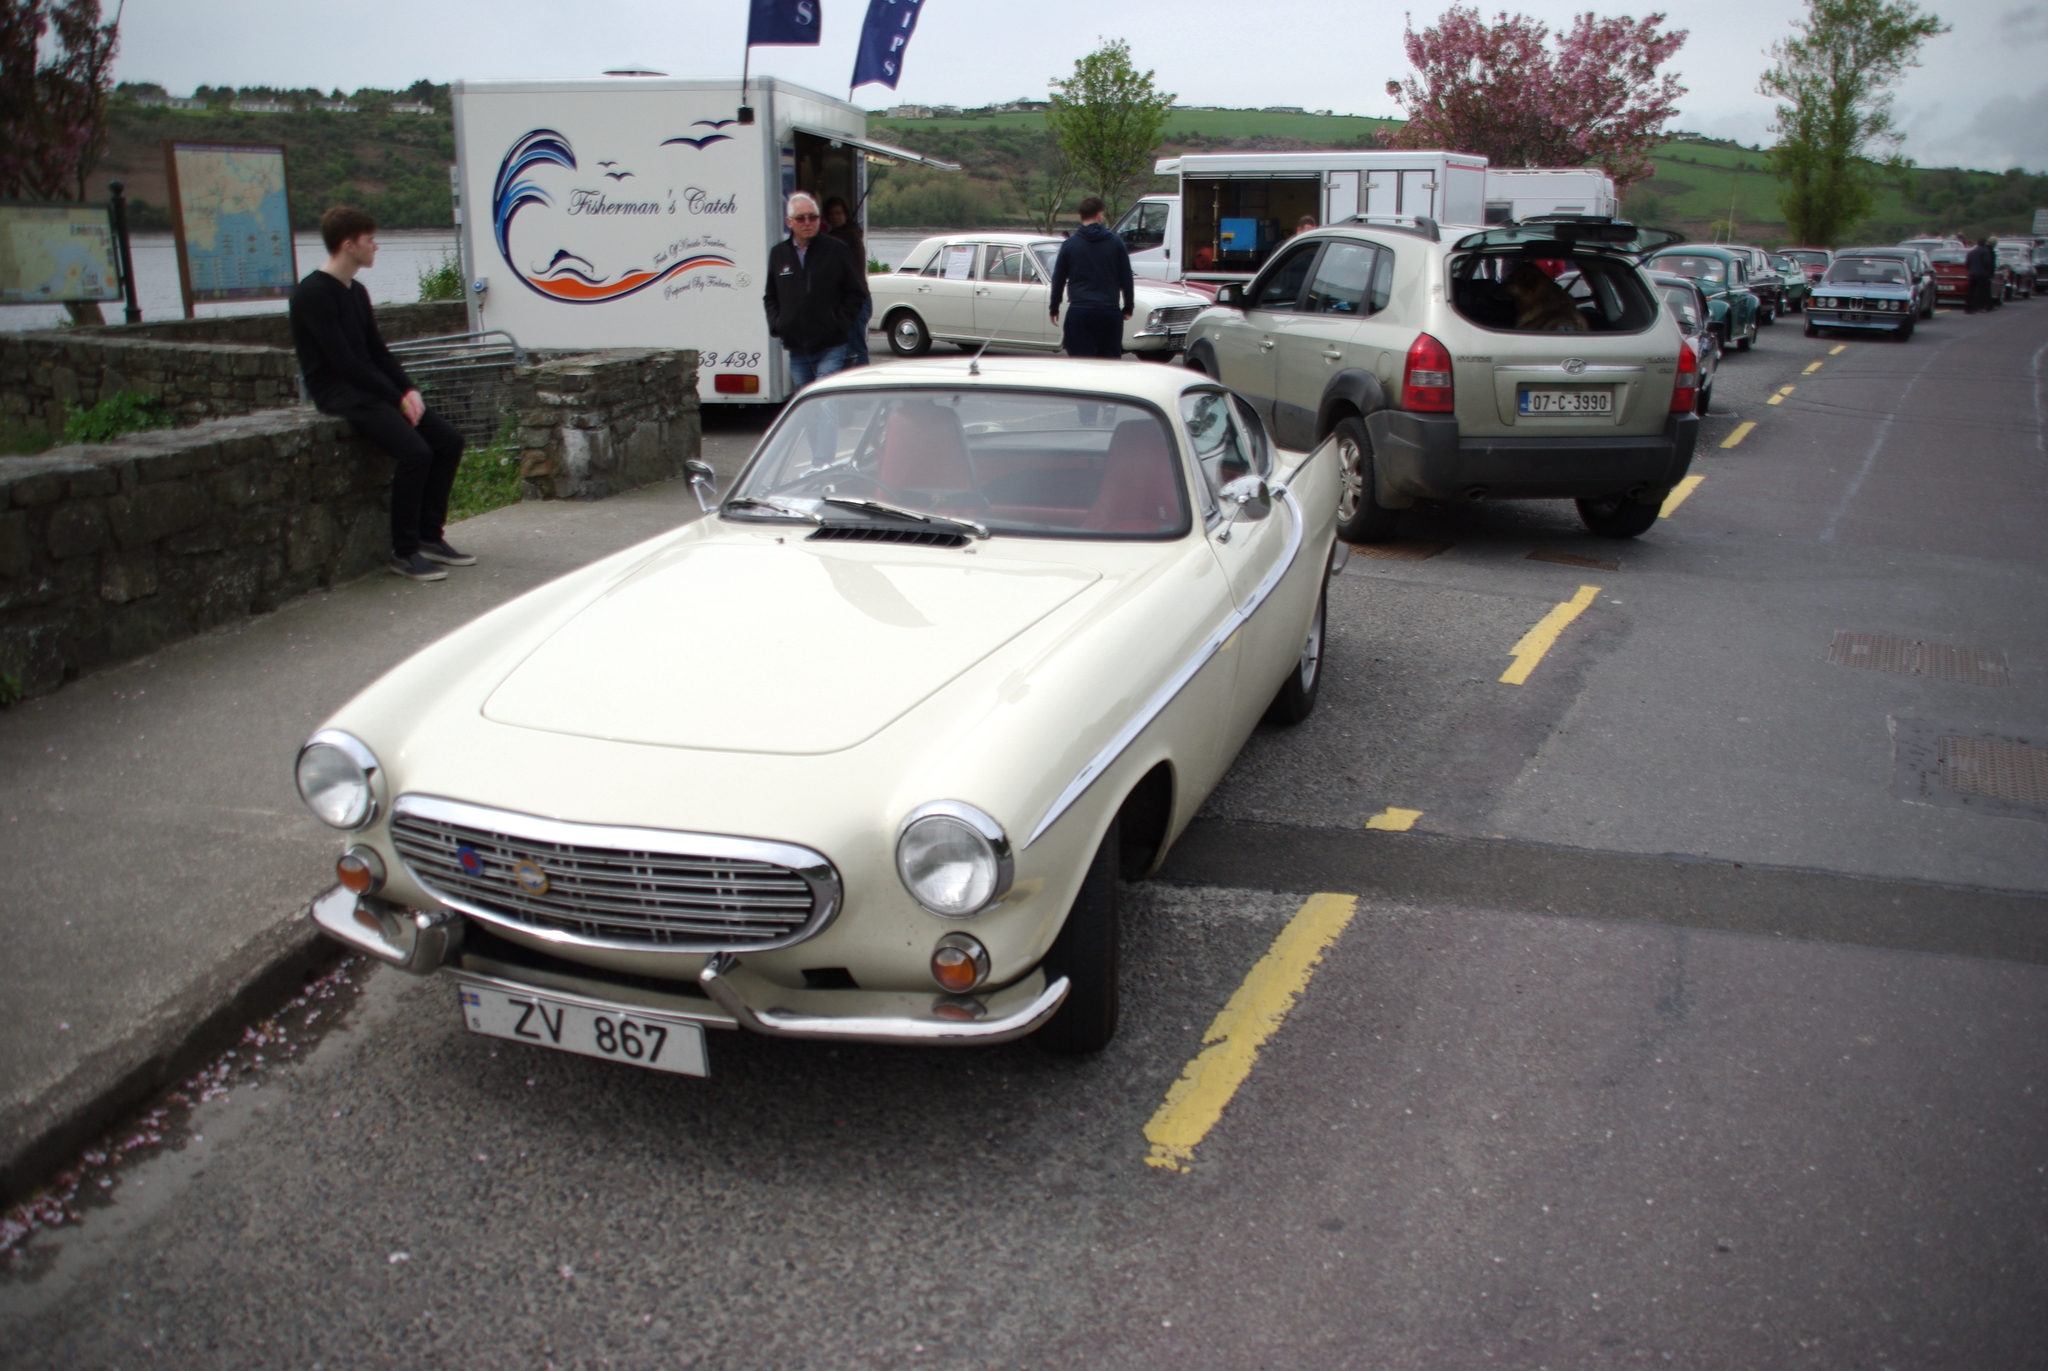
(873, 233, 1214, 359)
(298, 356, 1340, 1072)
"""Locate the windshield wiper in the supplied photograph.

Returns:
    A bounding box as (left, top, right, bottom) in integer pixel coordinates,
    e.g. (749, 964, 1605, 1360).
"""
(820, 497, 988, 540)
(723, 495, 821, 523)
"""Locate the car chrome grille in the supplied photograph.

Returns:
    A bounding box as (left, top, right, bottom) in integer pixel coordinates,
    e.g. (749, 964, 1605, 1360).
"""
(390, 798, 837, 950)
(1155, 305, 1203, 331)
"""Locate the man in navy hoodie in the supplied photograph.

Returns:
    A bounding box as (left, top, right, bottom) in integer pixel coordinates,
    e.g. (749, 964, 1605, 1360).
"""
(1049, 197, 1134, 358)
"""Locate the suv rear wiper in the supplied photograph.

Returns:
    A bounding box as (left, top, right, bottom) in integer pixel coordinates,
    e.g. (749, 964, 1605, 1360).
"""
(821, 497, 988, 540)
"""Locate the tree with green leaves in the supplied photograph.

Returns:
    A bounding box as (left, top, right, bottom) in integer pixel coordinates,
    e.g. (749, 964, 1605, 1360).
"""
(1760, 0, 1949, 246)
(1046, 39, 1173, 224)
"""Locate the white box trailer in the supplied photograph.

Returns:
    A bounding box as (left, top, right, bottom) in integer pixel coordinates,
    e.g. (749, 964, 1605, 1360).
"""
(1128, 150, 1489, 284)
(452, 76, 956, 404)
(1482, 168, 1619, 225)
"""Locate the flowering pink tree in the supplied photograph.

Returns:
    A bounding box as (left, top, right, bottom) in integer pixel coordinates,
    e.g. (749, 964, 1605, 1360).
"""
(0, 0, 122, 203)
(1384, 7, 1686, 189)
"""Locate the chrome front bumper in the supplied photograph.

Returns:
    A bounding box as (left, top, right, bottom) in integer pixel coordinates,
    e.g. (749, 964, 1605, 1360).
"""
(308, 888, 1070, 1047)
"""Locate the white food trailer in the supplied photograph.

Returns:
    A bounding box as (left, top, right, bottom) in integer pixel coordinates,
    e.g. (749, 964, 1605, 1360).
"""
(1482, 168, 1619, 224)
(452, 75, 957, 404)
(1120, 150, 1490, 285)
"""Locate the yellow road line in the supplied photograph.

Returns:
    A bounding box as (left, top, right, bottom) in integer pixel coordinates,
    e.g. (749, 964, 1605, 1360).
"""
(1365, 807, 1423, 831)
(1719, 422, 1756, 449)
(1829, 344, 1847, 355)
(1661, 473, 1706, 516)
(1499, 584, 1599, 685)
(1767, 385, 1795, 405)
(1143, 892, 1361, 1172)
(1803, 360, 1824, 374)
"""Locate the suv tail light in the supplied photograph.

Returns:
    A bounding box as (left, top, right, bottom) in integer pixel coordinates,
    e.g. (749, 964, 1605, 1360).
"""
(1670, 340, 1699, 414)
(1402, 333, 1455, 413)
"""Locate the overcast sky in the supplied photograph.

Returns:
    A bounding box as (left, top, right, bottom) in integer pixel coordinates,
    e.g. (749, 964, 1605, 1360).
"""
(113, 0, 2036, 174)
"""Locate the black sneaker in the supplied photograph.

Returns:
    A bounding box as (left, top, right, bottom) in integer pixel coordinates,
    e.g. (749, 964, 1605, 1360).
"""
(417, 538, 476, 566)
(388, 552, 448, 582)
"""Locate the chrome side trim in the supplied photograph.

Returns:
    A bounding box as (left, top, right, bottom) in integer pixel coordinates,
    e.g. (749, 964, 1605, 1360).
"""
(391, 794, 842, 955)
(1022, 464, 1313, 850)
(698, 954, 1069, 1044)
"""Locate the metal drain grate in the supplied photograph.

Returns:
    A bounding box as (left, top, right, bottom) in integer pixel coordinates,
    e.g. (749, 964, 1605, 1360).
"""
(1347, 540, 1452, 561)
(1938, 736, 2048, 804)
(1828, 632, 2010, 686)
(1528, 549, 1620, 571)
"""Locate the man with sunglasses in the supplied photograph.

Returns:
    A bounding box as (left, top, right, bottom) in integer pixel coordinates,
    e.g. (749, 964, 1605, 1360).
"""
(763, 192, 867, 389)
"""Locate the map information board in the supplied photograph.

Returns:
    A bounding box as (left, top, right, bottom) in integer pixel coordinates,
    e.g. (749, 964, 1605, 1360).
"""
(164, 142, 296, 311)
(0, 202, 123, 304)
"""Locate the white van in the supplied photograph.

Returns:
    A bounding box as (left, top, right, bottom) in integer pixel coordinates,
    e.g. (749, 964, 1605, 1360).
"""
(452, 75, 956, 404)
(1122, 150, 1490, 285)
(1482, 168, 1619, 225)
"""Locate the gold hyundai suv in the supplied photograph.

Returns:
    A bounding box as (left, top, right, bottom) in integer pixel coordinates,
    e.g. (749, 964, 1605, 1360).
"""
(1185, 218, 1702, 540)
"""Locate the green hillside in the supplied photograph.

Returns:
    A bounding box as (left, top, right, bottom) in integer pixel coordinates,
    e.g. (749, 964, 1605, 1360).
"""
(81, 88, 2044, 246)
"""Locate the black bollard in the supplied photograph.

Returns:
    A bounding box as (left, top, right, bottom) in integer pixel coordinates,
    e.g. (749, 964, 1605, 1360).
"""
(108, 179, 142, 323)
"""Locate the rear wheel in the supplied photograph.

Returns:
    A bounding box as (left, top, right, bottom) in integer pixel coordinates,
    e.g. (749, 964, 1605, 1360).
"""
(885, 309, 931, 358)
(1262, 570, 1327, 726)
(1332, 415, 1400, 543)
(1183, 342, 1215, 376)
(1577, 492, 1662, 538)
(1033, 817, 1119, 1056)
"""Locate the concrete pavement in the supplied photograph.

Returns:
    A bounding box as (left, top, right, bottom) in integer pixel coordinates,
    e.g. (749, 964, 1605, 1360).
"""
(0, 412, 769, 1203)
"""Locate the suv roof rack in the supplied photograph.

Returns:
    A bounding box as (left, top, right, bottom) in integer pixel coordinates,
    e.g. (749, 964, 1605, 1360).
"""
(1339, 214, 1439, 243)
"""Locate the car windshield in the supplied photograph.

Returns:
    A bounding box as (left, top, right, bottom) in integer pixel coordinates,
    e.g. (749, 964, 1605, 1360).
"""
(1649, 254, 1726, 284)
(727, 387, 1190, 541)
(1824, 258, 1908, 285)
(1657, 284, 1704, 332)
(1782, 250, 1829, 267)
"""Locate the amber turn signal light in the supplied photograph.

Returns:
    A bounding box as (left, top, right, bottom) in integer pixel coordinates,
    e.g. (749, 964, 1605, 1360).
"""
(713, 373, 761, 394)
(337, 845, 386, 895)
(930, 933, 989, 993)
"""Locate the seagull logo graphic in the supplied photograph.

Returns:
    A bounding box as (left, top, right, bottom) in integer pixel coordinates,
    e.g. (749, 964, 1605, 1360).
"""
(662, 133, 732, 151)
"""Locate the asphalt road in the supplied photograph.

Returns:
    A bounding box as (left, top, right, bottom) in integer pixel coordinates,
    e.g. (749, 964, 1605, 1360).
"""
(4, 303, 2046, 1369)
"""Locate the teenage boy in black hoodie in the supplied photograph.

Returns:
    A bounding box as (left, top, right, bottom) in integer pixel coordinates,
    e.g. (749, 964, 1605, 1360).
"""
(289, 207, 469, 583)
(1048, 197, 1134, 359)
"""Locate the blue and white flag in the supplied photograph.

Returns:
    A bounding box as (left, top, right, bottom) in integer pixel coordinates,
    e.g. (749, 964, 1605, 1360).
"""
(748, 0, 822, 46)
(851, 0, 924, 90)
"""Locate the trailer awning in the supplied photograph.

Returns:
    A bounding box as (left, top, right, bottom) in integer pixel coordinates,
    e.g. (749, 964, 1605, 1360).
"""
(791, 126, 960, 172)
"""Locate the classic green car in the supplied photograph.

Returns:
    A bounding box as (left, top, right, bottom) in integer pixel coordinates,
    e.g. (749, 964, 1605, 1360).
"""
(1642, 246, 1762, 352)
(1767, 253, 1811, 313)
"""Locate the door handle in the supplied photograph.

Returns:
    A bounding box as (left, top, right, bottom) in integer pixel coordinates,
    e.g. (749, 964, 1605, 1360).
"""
(1258, 339, 1275, 350)
(1322, 348, 1343, 360)
(916, 285, 930, 293)
(974, 287, 990, 296)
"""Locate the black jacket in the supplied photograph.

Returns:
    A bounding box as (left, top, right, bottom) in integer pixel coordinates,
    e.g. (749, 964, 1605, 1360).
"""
(288, 270, 412, 412)
(762, 232, 866, 355)
(1049, 222, 1134, 315)
(1966, 244, 1995, 279)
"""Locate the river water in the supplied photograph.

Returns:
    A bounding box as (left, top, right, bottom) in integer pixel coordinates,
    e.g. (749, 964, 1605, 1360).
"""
(0, 229, 973, 332)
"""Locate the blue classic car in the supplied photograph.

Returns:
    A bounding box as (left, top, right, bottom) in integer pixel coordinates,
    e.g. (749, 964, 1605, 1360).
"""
(1805, 256, 1918, 340)
(1642, 246, 1761, 352)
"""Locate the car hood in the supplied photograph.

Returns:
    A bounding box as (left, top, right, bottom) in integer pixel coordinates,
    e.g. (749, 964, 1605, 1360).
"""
(482, 538, 1100, 755)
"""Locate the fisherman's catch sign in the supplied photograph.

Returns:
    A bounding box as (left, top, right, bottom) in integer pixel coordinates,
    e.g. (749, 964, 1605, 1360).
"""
(491, 125, 748, 305)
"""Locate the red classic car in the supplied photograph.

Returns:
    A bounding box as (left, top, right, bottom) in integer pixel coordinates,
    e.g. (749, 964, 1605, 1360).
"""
(1926, 245, 2011, 307)
(1780, 248, 1832, 283)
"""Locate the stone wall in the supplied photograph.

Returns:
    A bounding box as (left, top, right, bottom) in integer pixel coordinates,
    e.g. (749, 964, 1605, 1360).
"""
(0, 409, 392, 699)
(0, 302, 471, 433)
(515, 349, 701, 500)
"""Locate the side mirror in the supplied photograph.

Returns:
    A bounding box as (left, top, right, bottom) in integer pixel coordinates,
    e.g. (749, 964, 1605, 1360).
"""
(686, 459, 717, 513)
(1214, 474, 1272, 542)
(1214, 281, 1246, 309)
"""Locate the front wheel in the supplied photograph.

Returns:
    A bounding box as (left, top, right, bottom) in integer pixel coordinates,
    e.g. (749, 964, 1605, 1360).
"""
(1183, 342, 1215, 377)
(1032, 817, 1120, 1056)
(885, 309, 931, 358)
(1736, 319, 1755, 352)
(1331, 415, 1400, 543)
(1896, 318, 1915, 342)
(1759, 303, 1777, 325)
(1804, 322, 1820, 338)
(1263, 569, 1327, 726)
(1577, 492, 1661, 538)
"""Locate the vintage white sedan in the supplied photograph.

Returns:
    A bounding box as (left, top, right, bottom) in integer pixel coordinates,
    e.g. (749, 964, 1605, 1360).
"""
(872, 232, 1215, 359)
(297, 356, 1340, 1072)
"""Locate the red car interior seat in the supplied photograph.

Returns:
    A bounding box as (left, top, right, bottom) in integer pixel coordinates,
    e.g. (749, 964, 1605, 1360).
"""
(876, 403, 976, 494)
(1084, 420, 1182, 534)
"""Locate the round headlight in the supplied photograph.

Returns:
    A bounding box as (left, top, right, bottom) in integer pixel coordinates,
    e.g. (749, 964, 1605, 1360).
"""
(896, 802, 1014, 918)
(295, 732, 379, 830)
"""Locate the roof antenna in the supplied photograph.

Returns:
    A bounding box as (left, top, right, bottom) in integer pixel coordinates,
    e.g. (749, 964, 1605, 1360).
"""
(968, 249, 1044, 376)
